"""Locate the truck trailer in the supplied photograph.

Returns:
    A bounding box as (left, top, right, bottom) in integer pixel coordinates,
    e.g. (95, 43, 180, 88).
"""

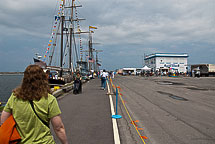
(191, 64, 215, 77)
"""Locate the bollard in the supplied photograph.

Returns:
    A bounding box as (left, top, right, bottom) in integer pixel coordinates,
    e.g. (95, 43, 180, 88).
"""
(112, 87, 122, 119)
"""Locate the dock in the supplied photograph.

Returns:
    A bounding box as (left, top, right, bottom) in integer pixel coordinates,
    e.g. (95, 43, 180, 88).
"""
(52, 78, 115, 144)
(1, 75, 215, 143)
(51, 75, 215, 144)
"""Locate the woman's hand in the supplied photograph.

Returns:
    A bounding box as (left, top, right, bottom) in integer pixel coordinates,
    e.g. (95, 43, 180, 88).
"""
(0, 111, 11, 125)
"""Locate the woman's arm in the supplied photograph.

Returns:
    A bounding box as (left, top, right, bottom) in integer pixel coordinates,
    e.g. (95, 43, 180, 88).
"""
(51, 115, 68, 144)
(0, 111, 11, 125)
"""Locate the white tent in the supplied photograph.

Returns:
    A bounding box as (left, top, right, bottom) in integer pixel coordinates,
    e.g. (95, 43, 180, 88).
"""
(141, 66, 151, 71)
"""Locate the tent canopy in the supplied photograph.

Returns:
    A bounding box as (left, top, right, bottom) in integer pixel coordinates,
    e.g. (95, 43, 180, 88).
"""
(141, 66, 151, 71)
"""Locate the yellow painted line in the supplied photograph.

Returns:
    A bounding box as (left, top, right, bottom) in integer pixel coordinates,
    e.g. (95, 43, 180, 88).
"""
(110, 80, 147, 144)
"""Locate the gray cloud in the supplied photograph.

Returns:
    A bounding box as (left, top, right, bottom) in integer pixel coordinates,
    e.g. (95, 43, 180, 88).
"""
(0, 0, 56, 37)
(0, 0, 214, 71)
(91, 0, 215, 45)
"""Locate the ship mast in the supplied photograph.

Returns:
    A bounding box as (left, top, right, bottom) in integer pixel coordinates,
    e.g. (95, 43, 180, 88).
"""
(69, 0, 74, 70)
(88, 28, 92, 71)
(88, 26, 98, 72)
(60, 0, 65, 76)
(48, 0, 97, 74)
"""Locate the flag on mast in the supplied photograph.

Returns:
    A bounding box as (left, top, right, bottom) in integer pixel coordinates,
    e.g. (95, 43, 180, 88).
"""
(88, 57, 94, 63)
(89, 26, 97, 29)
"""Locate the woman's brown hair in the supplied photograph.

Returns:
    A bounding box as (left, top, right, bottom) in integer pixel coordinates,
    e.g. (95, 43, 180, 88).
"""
(13, 65, 50, 101)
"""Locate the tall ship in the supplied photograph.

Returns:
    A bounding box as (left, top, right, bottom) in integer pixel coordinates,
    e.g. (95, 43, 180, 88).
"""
(34, 0, 101, 86)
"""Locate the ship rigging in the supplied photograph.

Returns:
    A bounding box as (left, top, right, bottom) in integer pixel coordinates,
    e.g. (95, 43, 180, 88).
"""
(34, 0, 102, 85)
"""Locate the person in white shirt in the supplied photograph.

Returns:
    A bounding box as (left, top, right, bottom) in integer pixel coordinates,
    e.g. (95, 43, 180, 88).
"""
(112, 71, 115, 78)
(100, 70, 103, 87)
(101, 69, 109, 90)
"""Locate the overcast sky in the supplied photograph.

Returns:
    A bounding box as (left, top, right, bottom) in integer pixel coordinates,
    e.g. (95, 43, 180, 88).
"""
(0, 0, 214, 71)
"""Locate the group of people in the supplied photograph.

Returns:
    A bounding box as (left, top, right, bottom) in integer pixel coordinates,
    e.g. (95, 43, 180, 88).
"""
(73, 69, 116, 93)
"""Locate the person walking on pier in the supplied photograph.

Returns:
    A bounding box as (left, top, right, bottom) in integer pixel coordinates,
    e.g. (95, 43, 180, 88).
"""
(73, 72, 82, 94)
(101, 69, 109, 90)
(0, 65, 68, 144)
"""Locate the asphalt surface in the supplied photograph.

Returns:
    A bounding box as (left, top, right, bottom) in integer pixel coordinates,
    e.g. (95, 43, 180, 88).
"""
(52, 79, 114, 144)
(112, 75, 215, 144)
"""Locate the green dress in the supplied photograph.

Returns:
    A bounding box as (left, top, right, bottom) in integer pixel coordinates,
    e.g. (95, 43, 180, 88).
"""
(4, 93, 61, 144)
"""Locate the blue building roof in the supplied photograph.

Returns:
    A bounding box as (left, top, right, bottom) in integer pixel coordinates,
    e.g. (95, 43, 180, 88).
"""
(144, 53, 189, 60)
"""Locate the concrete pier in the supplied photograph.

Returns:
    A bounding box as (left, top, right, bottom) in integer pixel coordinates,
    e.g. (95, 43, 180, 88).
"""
(52, 78, 114, 144)
(51, 75, 215, 144)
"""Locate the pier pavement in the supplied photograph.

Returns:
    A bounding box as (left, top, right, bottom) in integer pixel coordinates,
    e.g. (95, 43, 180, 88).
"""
(52, 78, 115, 144)
(112, 75, 215, 144)
(51, 75, 215, 144)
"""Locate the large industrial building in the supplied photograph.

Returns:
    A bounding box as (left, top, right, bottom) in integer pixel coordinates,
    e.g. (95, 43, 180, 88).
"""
(144, 53, 189, 73)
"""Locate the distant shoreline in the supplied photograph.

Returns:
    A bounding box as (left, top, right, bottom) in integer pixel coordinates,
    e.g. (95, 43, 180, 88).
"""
(0, 72, 24, 75)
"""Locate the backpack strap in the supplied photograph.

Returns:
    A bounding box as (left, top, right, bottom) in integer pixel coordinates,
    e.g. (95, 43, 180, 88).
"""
(29, 101, 49, 128)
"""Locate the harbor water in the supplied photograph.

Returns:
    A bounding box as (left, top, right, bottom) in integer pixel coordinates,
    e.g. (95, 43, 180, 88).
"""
(0, 74, 23, 103)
